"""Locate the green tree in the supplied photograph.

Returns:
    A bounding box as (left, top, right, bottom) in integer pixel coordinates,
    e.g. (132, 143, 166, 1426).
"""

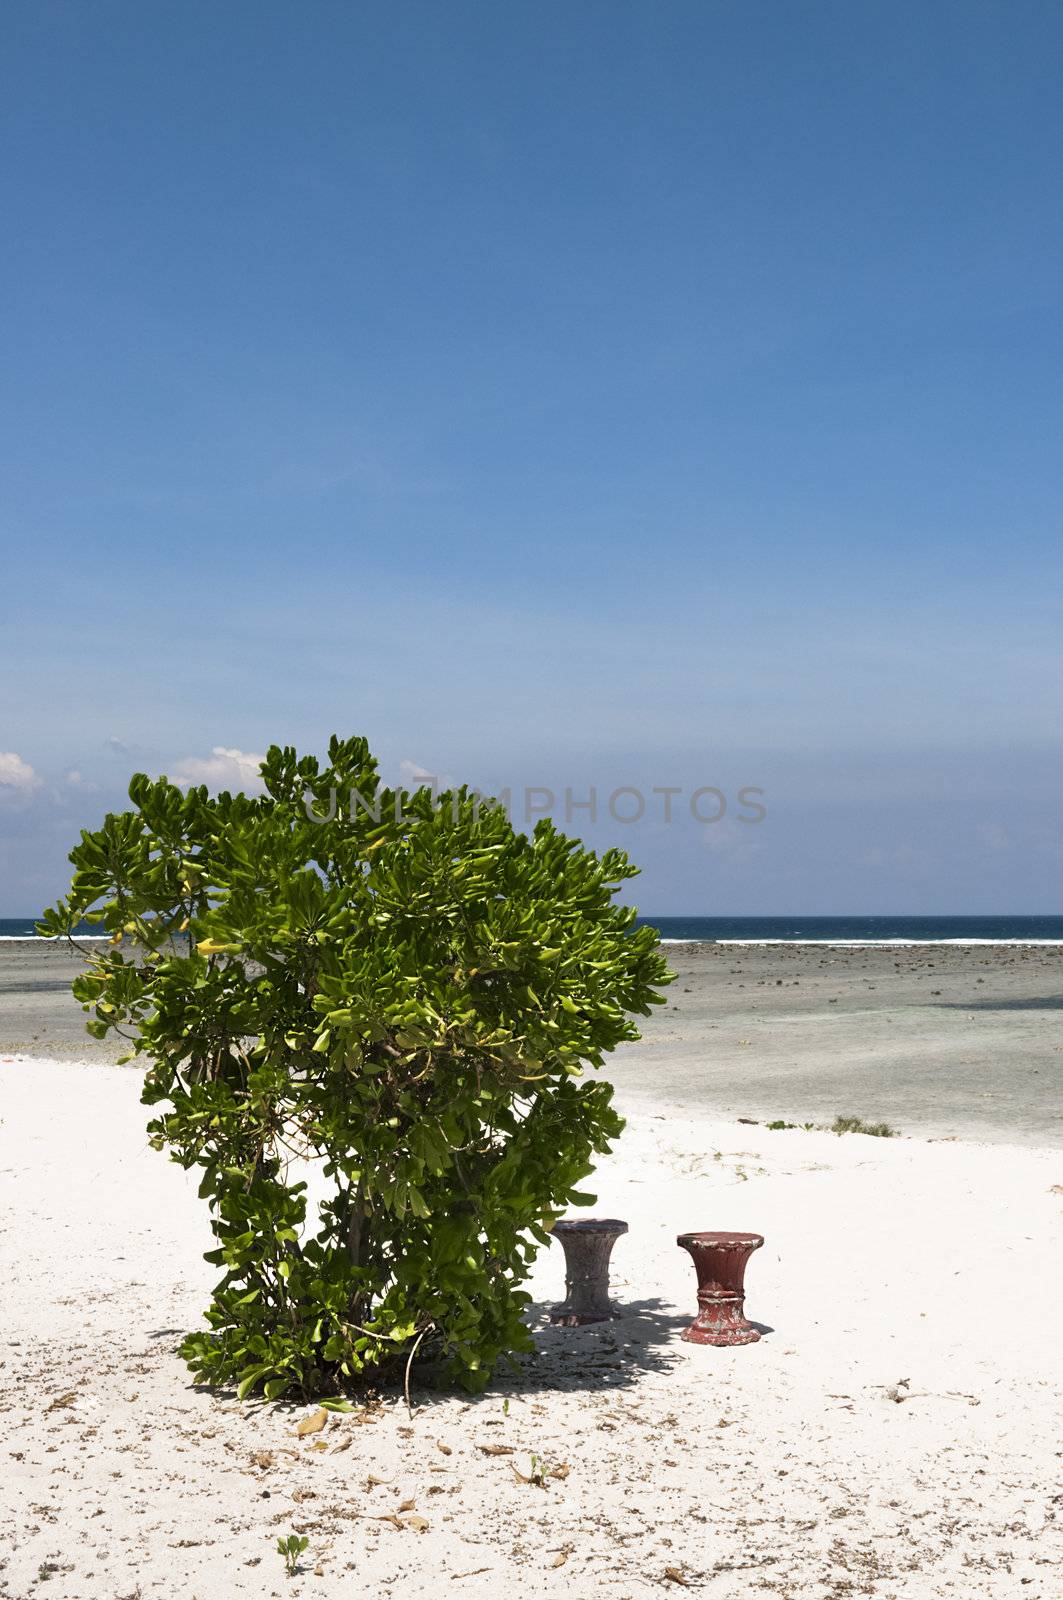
(40, 737, 669, 1398)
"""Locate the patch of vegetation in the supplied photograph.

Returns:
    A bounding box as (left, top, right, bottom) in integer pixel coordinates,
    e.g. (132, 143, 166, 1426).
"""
(42, 735, 670, 1399)
(277, 1533, 308, 1577)
(831, 1115, 898, 1138)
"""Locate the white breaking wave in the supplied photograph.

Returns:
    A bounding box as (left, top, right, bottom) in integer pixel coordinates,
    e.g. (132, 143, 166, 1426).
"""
(658, 937, 1063, 947)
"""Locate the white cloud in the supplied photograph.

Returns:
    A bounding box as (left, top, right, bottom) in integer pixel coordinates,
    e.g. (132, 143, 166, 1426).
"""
(0, 751, 41, 794)
(170, 747, 267, 795)
(398, 758, 453, 791)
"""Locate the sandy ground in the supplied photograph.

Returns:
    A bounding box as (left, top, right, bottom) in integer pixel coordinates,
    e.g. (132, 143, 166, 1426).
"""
(612, 941, 1063, 1146)
(2, 1054, 1062, 1599)
(4, 939, 1062, 1145)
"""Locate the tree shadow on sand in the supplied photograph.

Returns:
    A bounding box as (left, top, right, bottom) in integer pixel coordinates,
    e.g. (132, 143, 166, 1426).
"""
(406, 1298, 718, 1413)
(155, 1299, 773, 1410)
(503, 1297, 692, 1393)
(410, 1299, 774, 1415)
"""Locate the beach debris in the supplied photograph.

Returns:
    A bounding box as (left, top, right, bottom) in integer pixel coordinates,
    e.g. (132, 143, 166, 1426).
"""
(676, 1231, 764, 1346)
(371, 1511, 429, 1532)
(450, 1570, 492, 1580)
(295, 1408, 328, 1437)
(436, 1439, 452, 1455)
(478, 1442, 514, 1455)
(45, 1391, 77, 1412)
(549, 1546, 573, 1567)
(662, 1567, 694, 1587)
(549, 1217, 628, 1325)
(1049, 1185, 1063, 1195)
(879, 1381, 979, 1407)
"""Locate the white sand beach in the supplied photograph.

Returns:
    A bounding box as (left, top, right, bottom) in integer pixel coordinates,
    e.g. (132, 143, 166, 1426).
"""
(2, 1052, 1061, 1598)
(6, 5, 1062, 1594)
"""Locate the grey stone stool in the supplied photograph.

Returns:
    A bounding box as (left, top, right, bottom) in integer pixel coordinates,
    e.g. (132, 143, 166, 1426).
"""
(549, 1217, 628, 1325)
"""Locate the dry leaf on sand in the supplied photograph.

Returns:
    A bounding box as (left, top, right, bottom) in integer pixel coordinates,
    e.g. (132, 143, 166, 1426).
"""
(662, 1568, 693, 1587)
(398, 1498, 416, 1512)
(436, 1440, 452, 1455)
(46, 1392, 77, 1412)
(295, 1408, 328, 1437)
(478, 1443, 514, 1455)
(405, 1515, 429, 1533)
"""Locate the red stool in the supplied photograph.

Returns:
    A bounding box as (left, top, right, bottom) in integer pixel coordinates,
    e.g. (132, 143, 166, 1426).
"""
(677, 1231, 764, 1346)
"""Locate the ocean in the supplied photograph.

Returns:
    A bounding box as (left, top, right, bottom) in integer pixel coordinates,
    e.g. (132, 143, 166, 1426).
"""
(2, 914, 1061, 945)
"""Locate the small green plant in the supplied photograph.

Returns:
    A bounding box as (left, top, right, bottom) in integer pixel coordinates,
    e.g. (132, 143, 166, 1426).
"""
(277, 1534, 308, 1577)
(831, 1115, 897, 1138)
(42, 736, 670, 1399)
(512, 1452, 569, 1488)
(766, 1119, 797, 1130)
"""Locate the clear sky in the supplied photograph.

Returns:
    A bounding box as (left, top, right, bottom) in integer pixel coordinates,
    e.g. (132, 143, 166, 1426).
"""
(2, 1, 1061, 914)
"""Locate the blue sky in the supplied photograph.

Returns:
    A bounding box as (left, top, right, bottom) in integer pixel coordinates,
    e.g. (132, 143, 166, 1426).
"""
(2, 1, 1061, 913)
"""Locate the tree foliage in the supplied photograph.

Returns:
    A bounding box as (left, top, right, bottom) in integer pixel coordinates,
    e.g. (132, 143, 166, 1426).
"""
(40, 736, 670, 1399)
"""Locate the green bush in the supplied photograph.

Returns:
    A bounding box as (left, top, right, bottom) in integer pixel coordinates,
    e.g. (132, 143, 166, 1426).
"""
(40, 736, 669, 1398)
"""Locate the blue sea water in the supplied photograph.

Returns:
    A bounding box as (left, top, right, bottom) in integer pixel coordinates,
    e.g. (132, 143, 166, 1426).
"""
(634, 915, 1063, 944)
(2, 914, 1062, 945)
